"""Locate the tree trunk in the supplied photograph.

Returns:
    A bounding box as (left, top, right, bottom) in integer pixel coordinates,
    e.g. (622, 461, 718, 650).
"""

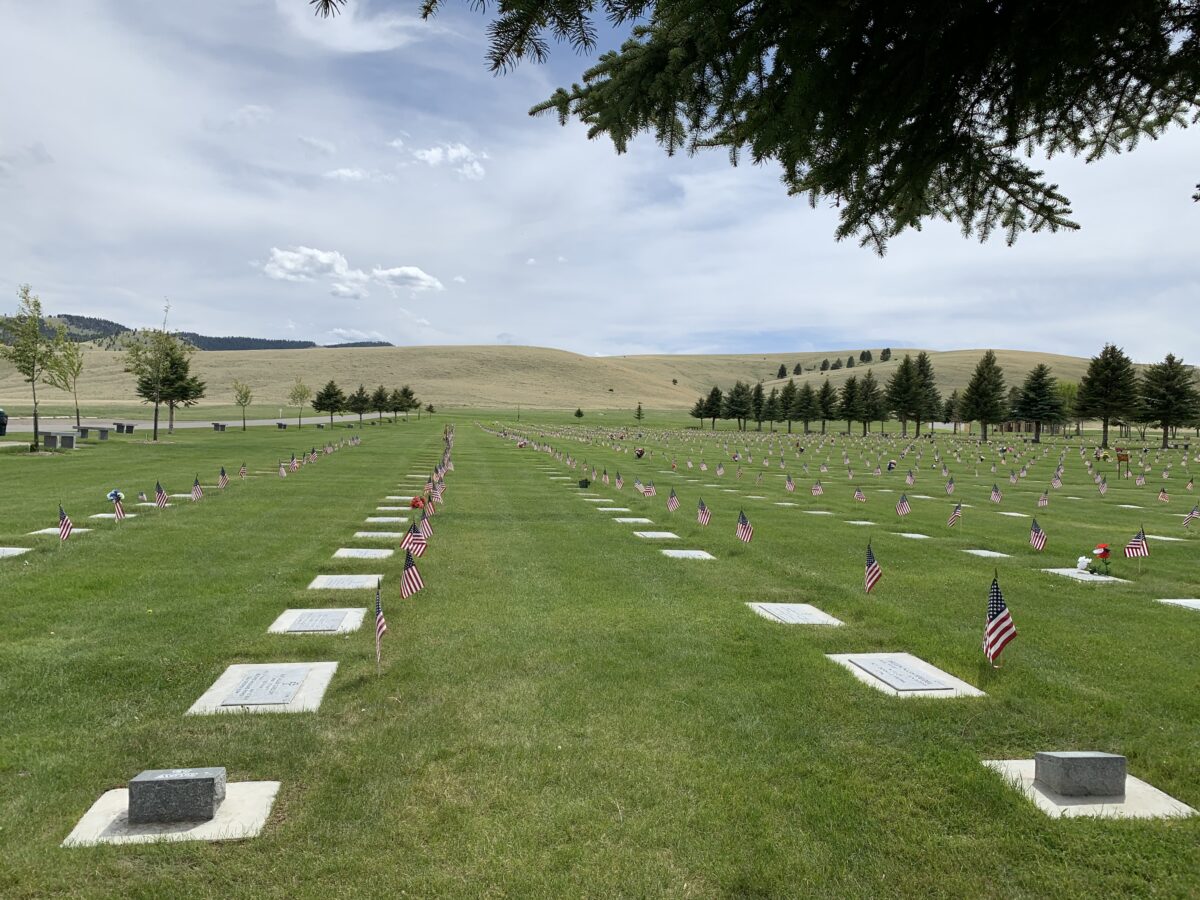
(900, 419, 908, 437)
(74, 393, 81, 429)
(981, 421, 989, 441)
(861, 421, 868, 437)
(820, 419, 826, 435)
(31, 381, 40, 451)
(168, 401, 176, 434)
(242, 408, 247, 431)
(152, 400, 160, 441)
(787, 420, 792, 433)
(1033, 421, 1041, 444)
(297, 410, 302, 428)
(915, 418, 923, 437)
(1101, 417, 1109, 448)
(1162, 427, 1170, 450)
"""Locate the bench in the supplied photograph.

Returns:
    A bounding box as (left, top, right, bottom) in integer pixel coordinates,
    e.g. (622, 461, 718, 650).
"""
(276, 422, 287, 430)
(113, 422, 136, 434)
(41, 431, 77, 450)
(75, 426, 111, 441)
(211, 423, 227, 432)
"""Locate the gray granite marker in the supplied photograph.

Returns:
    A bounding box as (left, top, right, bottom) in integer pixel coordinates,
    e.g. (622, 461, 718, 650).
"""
(1034, 752, 1126, 797)
(128, 767, 226, 824)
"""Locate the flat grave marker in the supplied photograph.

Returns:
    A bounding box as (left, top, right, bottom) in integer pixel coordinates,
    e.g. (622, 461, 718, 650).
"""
(384, 496, 414, 501)
(997, 512, 1031, 518)
(845, 520, 875, 526)
(613, 517, 653, 524)
(375, 506, 407, 512)
(268, 608, 366, 634)
(333, 548, 393, 559)
(597, 507, 631, 512)
(1042, 568, 1130, 584)
(804, 511, 833, 516)
(747, 603, 843, 626)
(632, 531, 680, 539)
(827, 652, 984, 698)
(29, 527, 91, 535)
(0, 547, 32, 559)
(365, 516, 407, 523)
(1157, 599, 1200, 611)
(90, 513, 138, 520)
(1117, 504, 1144, 509)
(893, 533, 931, 539)
(308, 574, 382, 590)
(353, 531, 405, 540)
(1146, 535, 1184, 542)
(187, 662, 338, 715)
(774, 502, 798, 507)
(661, 549, 715, 560)
(963, 549, 1011, 558)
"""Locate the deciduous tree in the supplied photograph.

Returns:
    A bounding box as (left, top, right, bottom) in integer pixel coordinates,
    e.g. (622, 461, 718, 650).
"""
(0, 284, 63, 450)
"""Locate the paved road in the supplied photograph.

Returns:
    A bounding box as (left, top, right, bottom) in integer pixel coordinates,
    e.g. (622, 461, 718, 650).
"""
(2, 412, 400, 433)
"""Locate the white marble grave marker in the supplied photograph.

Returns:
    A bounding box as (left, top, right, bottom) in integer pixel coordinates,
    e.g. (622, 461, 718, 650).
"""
(963, 549, 1010, 558)
(90, 513, 138, 520)
(0, 547, 32, 558)
(613, 517, 653, 524)
(333, 548, 393, 559)
(353, 531, 405, 540)
(308, 574, 382, 590)
(747, 603, 843, 626)
(187, 662, 338, 714)
(1041, 568, 1129, 584)
(268, 608, 365, 634)
(827, 652, 984, 698)
(1157, 599, 1200, 611)
(661, 549, 715, 559)
(633, 531, 680, 539)
(365, 516, 406, 523)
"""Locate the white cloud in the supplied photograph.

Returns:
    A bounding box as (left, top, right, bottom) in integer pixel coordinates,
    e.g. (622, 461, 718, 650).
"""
(452, 275, 466, 283)
(227, 104, 272, 127)
(411, 142, 487, 180)
(371, 265, 444, 292)
(525, 258, 536, 265)
(298, 135, 337, 156)
(322, 167, 395, 183)
(263, 246, 358, 283)
(273, 0, 430, 53)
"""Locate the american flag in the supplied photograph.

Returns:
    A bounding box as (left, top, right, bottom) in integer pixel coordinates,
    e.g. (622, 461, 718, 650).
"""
(424, 477, 434, 497)
(113, 495, 125, 522)
(400, 550, 424, 598)
(615, 472, 623, 490)
(1183, 504, 1199, 527)
(864, 542, 882, 594)
(947, 503, 962, 528)
(666, 489, 680, 512)
(1158, 487, 1169, 503)
(1098, 477, 1108, 495)
(1029, 518, 1046, 551)
(697, 498, 711, 525)
(1187, 477, 1194, 491)
(735, 510, 753, 542)
(375, 580, 388, 664)
(58, 505, 74, 541)
(716, 463, 725, 476)
(896, 494, 911, 517)
(155, 481, 168, 509)
(812, 481, 824, 496)
(905, 470, 915, 485)
(191, 476, 204, 501)
(983, 577, 1017, 665)
(699, 461, 708, 472)
(602, 470, 609, 485)
(310, 448, 318, 463)
(633, 477, 643, 494)
(239, 462, 247, 480)
(645, 482, 657, 497)
(946, 477, 955, 495)
(785, 474, 795, 493)
(137, 492, 147, 502)
(431, 483, 444, 503)
(218, 467, 229, 489)
(425, 498, 438, 516)
(417, 509, 433, 539)
(1124, 528, 1149, 558)
(400, 521, 428, 556)
(1052, 474, 1062, 489)
(990, 484, 1003, 503)
(1009, 471, 1018, 485)
(1135, 473, 1146, 486)
(853, 486, 866, 502)
(1037, 491, 1049, 508)
(290, 454, 299, 472)
(279, 461, 287, 478)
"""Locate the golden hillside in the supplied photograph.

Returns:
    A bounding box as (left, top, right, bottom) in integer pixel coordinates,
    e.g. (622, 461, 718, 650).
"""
(0, 344, 1094, 410)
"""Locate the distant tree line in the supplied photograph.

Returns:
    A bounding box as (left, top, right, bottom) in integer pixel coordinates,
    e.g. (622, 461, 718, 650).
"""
(691, 346, 1199, 447)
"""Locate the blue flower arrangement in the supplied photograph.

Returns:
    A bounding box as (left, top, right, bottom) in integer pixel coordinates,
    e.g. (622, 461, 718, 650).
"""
(106, 489, 124, 502)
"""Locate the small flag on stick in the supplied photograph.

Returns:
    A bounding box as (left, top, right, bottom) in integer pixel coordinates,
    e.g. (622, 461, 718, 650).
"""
(983, 576, 1016, 666)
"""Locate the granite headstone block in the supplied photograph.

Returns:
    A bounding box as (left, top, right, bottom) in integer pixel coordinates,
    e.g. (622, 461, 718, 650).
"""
(1035, 752, 1126, 797)
(128, 767, 226, 824)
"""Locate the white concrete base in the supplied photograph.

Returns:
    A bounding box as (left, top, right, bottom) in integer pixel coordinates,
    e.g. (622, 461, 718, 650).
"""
(983, 760, 1195, 819)
(963, 549, 1010, 558)
(774, 502, 797, 507)
(804, 511, 833, 516)
(845, 520, 875, 526)
(598, 507, 631, 512)
(633, 531, 679, 539)
(268, 609, 366, 634)
(1146, 535, 1185, 542)
(354, 531, 405, 539)
(582, 498, 611, 503)
(613, 517, 653, 524)
(136, 502, 170, 507)
(89, 513, 138, 520)
(748, 603, 842, 626)
(308, 575, 382, 590)
(661, 549, 715, 559)
(1157, 599, 1200, 611)
(62, 781, 281, 847)
(365, 516, 406, 523)
(0, 547, 32, 558)
(997, 512, 1030, 518)
(910, 495, 934, 500)
(333, 548, 393, 559)
(1042, 568, 1130, 583)
(1117, 504, 1144, 509)
(29, 527, 91, 535)
(375, 506, 407, 511)
(893, 533, 930, 539)
(187, 662, 338, 715)
(384, 495, 414, 501)
(827, 652, 984, 698)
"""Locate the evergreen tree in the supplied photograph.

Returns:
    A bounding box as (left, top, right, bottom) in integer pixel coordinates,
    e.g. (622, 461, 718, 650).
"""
(388, 387, 406, 420)
(846, 355, 855, 368)
(1075, 343, 1138, 447)
(830, 358, 843, 370)
(816, 379, 837, 434)
(287, 378, 313, 428)
(1011, 364, 1064, 443)
(820, 358, 830, 372)
(635, 401, 645, 421)
(885, 354, 917, 436)
(347, 384, 371, 423)
(399, 385, 418, 419)
(704, 385, 723, 429)
(763, 386, 781, 431)
(574, 407, 584, 418)
(857, 369, 884, 436)
(879, 348, 892, 362)
(159, 341, 205, 434)
(912, 351, 941, 435)
(792, 363, 802, 375)
(0, 284, 63, 450)
(793, 382, 818, 434)
(751, 381, 766, 430)
(312, 380, 346, 425)
(839, 376, 860, 434)
(723, 380, 753, 430)
(860, 349, 873, 363)
(690, 396, 706, 423)
(371, 384, 390, 421)
(1139, 354, 1200, 449)
(943, 390, 960, 434)
(776, 363, 787, 380)
(959, 350, 1007, 441)
(779, 378, 798, 433)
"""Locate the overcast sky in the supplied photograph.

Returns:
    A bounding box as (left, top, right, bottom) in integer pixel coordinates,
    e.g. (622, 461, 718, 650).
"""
(1, 0, 1197, 362)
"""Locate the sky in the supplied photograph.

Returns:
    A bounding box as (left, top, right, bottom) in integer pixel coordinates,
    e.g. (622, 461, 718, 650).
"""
(1, 0, 1197, 362)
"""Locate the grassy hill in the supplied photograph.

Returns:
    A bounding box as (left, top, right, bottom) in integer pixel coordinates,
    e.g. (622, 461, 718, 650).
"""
(0, 344, 1095, 413)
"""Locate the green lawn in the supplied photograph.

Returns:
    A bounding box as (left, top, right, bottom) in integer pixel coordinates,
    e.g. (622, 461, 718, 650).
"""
(1, 414, 1197, 898)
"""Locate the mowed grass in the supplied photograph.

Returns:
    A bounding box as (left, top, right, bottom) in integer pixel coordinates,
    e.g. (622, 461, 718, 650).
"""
(1, 415, 1198, 898)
